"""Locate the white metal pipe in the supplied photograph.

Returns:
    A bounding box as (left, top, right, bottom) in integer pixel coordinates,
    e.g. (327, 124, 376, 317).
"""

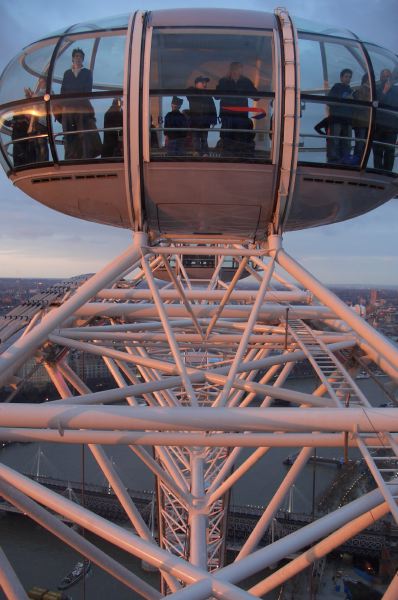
(0, 232, 148, 386)
(89, 446, 183, 593)
(43, 362, 71, 398)
(124, 345, 181, 408)
(0, 463, 254, 600)
(0, 463, 207, 585)
(0, 547, 29, 600)
(51, 373, 204, 406)
(88, 444, 153, 539)
(215, 486, 396, 585)
(237, 447, 313, 559)
(49, 336, 354, 392)
(383, 573, 398, 600)
(46, 341, 336, 409)
(207, 447, 270, 506)
(57, 360, 91, 395)
(73, 302, 335, 320)
(204, 372, 336, 407)
(206, 257, 248, 338)
(129, 445, 191, 501)
(58, 319, 196, 334)
(259, 361, 295, 408)
(189, 456, 208, 569)
(56, 331, 292, 345)
(250, 501, 389, 596)
(0, 480, 161, 600)
(146, 246, 267, 257)
(270, 236, 398, 369)
(2, 406, 397, 432)
(159, 256, 203, 337)
(1, 428, 386, 447)
(96, 288, 310, 303)
(102, 356, 137, 406)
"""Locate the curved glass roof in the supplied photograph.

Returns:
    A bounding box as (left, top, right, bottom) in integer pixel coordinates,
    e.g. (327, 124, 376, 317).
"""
(34, 13, 129, 41)
(293, 16, 359, 41)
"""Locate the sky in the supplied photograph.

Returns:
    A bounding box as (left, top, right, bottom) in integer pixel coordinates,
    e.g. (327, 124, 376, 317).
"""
(0, 0, 397, 283)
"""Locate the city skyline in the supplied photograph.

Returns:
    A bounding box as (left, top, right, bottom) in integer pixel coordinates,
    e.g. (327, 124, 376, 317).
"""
(0, 0, 397, 283)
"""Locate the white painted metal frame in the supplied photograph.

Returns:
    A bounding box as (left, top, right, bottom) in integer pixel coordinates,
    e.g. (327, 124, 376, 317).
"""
(0, 232, 397, 599)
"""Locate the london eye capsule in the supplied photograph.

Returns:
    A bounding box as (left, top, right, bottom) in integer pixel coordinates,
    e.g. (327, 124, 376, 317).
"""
(0, 8, 397, 241)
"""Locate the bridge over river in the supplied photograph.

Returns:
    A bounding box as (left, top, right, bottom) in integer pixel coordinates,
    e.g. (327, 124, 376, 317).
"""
(0, 473, 396, 558)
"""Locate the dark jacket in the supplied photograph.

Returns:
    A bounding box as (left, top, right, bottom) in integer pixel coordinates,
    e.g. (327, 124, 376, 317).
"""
(327, 82, 353, 122)
(164, 110, 188, 139)
(216, 76, 258, 117)
(186, 88, 217, 128)
(376, 82, 398, 130)
(61, 68, 93, 94)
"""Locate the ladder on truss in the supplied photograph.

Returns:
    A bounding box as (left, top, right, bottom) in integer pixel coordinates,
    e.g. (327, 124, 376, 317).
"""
(354, 432, 398, 525)
(286, 318, 369, 407)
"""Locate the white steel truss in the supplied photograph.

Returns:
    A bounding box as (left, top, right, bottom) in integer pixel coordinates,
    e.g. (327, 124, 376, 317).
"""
(0, 233, 397, 598)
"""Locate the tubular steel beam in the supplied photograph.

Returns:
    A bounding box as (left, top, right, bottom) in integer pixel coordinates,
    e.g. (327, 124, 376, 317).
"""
(1, 405, 396, 432)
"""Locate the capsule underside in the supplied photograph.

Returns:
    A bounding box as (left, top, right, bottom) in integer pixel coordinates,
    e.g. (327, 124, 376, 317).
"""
(0, 8, 397, 240)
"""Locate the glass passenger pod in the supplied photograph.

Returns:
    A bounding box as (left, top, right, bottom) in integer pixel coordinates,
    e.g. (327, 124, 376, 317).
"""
(297, 29, 398, 175)
(144, 23, 277, 239)
(283, 24, 398, 232)
(0, 26, 127, 171)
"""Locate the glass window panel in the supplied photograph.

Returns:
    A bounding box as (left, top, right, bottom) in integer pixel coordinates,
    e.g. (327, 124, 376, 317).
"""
(370, 108, 398, 173)
(295, 17, 359, 41)
(324, 41, 367, 92)
(299, 99, 370, 167)
(52, 34, 125, 93)
(51, 95, 123, 161)
(0, 41, 57, 105)
(66, 15, 129, 33)
(150, 29, 274, 93)
(0, 100, 51, 168)
(91, 34, 126, 89)
(366, 45, 398, 109)
(149, 94, 272, 162)
(298, 38, 325, 94)
(52, 38, 96, 94)
(299, 35, 368, 98)
(37, 17, 128, 41)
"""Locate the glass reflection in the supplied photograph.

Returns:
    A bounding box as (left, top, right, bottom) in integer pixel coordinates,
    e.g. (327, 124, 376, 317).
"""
(150, 30, 274, 92)
(0, 41, 56, 105)
(0, 101, 49, 168)
(51, 96, 122, 161)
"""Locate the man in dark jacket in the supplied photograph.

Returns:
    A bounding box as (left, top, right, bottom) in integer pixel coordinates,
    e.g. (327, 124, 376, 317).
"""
(216, 62, 258, 156)
(187, 76, 217, 156)
(60, 48, 101, 159)
(327, 68, 354, 164)
(373, 68, 398, 171)
(164, 97, 188, 156)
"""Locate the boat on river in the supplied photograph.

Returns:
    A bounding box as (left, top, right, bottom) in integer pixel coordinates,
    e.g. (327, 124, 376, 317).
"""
(57, 559, 91, 590)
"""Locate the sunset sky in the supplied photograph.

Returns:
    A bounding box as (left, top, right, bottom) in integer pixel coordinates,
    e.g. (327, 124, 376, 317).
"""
(0, 0, 397, 284)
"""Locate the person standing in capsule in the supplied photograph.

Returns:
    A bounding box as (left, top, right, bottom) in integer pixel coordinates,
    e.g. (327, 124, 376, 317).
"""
(164, 96, 188, 157)
(216, 62, 259, 157)
(187, 76, 217, 157)
(60, 48, 101, 160)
